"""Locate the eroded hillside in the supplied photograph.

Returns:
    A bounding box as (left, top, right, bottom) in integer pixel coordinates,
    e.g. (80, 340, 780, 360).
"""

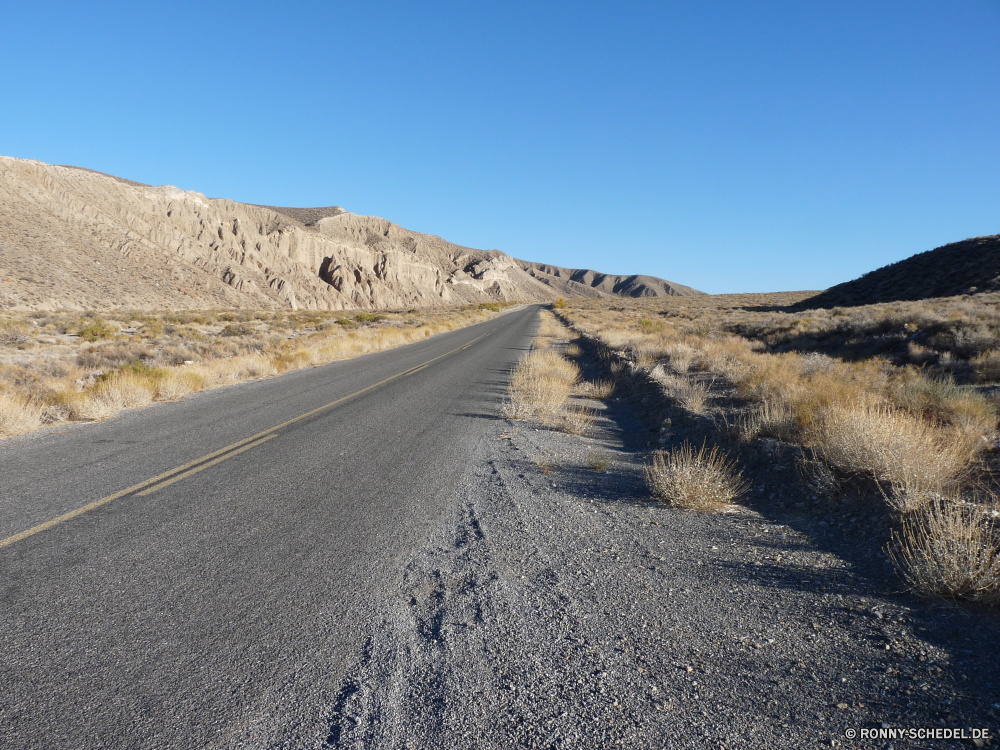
(0, 157, 701, 312)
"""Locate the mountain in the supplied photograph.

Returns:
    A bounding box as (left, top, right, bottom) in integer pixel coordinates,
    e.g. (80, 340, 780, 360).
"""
(516, 260, 702, 299)
(0, 156, 702, 311)
(796, 234, 1000, 309)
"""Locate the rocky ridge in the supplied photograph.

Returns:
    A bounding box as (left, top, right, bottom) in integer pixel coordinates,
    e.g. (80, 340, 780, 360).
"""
(0, 156, 701, 311)
(517, 260, 703, 299)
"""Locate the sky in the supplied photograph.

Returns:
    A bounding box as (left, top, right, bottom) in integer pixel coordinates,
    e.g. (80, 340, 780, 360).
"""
(1, 1, 998, 294)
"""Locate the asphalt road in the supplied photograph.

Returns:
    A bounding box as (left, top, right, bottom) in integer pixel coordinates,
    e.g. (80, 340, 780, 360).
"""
(0, 305, 540, 750)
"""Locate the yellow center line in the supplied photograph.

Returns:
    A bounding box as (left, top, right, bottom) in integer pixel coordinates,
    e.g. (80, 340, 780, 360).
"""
(135, 434, 277, 496)
(0, 329, 494, 550)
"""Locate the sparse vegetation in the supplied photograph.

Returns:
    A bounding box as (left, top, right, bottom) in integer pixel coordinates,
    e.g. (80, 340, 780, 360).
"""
(888, 497, 1000, 603)
(503, 349, 580, 423)
(502, 311, 605, 435)
(587, 451, 610, 472)
(555, 292, 1000, 604)
(645, 441, 747, 510)
(0, 304, 517, 439)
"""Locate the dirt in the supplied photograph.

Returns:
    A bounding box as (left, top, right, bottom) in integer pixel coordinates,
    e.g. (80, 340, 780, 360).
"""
(314, 336, 1000, 749)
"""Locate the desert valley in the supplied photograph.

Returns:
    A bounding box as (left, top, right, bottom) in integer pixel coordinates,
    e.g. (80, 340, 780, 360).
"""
(2, 157, 999, 748)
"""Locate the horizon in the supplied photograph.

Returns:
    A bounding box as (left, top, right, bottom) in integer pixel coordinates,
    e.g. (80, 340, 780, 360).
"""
(2, 1, 998, 294)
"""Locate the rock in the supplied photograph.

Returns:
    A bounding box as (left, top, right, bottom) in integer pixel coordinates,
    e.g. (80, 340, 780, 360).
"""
(0, 156, 702, 312)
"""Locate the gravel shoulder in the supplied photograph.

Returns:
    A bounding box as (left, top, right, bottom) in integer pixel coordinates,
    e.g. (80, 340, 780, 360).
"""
(319, 344, 1000, 749)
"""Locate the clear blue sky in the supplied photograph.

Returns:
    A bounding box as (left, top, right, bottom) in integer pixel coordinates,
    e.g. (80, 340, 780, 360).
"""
(2, 1, 998, 293)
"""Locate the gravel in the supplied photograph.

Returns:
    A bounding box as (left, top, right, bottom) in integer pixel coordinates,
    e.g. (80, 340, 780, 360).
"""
(317, 381, 1000, 749)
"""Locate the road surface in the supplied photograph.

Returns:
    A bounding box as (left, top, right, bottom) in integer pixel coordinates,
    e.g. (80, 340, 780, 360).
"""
(0, 305, 540, 749)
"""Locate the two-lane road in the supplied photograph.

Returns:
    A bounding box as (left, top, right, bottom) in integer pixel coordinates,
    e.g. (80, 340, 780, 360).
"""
(0, 305, 540, 749)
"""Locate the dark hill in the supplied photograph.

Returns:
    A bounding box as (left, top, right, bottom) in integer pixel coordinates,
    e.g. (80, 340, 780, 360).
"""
(796, 234, 1000, 309)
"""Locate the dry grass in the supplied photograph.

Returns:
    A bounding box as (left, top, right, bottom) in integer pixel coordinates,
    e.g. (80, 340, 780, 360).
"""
(577, 379, 615, 400)
(0, 303, 516, 438)
(0, 393, 44, 438)
(558, 293, 1000, 602)
(888, 497, 1000, 603)
(557, 404, 597, 435)
(503, 349, 580, 423)
(810, 401, 973, 511)
(645, 442, 747, 510)
(740, 400, 798, 442)
(503, 311, 602, 435)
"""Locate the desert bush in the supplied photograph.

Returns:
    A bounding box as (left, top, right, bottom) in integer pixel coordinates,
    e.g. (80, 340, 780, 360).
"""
(645, 441, 747, 510)
(219, 323, 255, 337)
(156, 370, 206, 401)
(503, 350, 580, 422)
(77, 343, 154, 370)
(973, 349, 1000, 383)
(888, 497, 1000, 604)
(89, 372, 157, 409)
(77, 320, 116, 342)
(577, 379, 615, 400)
(796, 450, 842, 498)
(740, 400, 798, 442)
(810, 401, 971, 509)
(204, 353, 279, 384)
(558, 404, 597, 435)
(0, 319, 30, 347)
(676, 378, 713, 414)
(667, 343, 695, 374)
(631, 344, 658, 369)
(0, 393, 44, 437)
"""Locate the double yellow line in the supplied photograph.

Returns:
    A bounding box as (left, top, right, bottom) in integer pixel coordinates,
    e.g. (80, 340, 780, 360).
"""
(0, 332, 490, 550)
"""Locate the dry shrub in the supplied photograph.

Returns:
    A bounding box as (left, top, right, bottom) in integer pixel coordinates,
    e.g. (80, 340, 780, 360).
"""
(0, 393, 44, 437)
(534, 310, 567, 350)
(157, 370, 205, 401)
(810, 401, 971, 508)
(888, 498, 1000, 604)
(577, 379, 615, 400)
(503, 350, 580, 422)
(0, 319, 31, 347)
(740, 400, 798, 442)
(676, 378, 713, 414)
(84, 372, 157, 417)
(645, 442, 747, 510)
(558, 404, 597, 435)
(893, 371, 995, 433)
(667, 343, 695, 374)
(652, 367, 712, 414)
(564, 343, 582, 358)
(632, 344, 658, 369)
(204, 353, 279, 384)
(797, 450, 842, 498)
(973, 349, 1000, 384)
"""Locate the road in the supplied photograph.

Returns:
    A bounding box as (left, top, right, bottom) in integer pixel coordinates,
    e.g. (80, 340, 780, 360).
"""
(0, 305, 540, 750)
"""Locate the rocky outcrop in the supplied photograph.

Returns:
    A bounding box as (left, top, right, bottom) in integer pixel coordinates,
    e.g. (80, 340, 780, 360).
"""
(0, 156, 700, 311)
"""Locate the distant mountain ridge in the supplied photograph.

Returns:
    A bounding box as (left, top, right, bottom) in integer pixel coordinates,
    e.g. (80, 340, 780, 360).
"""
(796, 234, 1000, 309)
(516, 260, 703, 299)
(0, 156, 701, 311)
